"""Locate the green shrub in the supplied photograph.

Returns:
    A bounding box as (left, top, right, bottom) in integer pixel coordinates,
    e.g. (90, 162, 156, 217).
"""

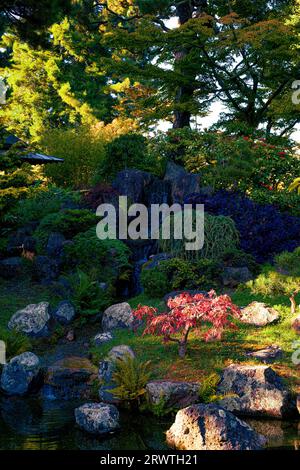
(140, 269, 170, 298)
(275, 247, 300, 276)
(40, 126, 107, 188)
(0, 327, 32, 360)
(96, 133, 165, 181)
(159, 213, 239, 262)
(12, 186, 81, 225)
(34, 209, 98, 251)
(249, 188, 300, 217)
(110, 354, 152, 406)
(64, 227, 132, 283)
(141, 257, 221, 296)
(67, 269, 111, 316)
(220, 248, 260, 275)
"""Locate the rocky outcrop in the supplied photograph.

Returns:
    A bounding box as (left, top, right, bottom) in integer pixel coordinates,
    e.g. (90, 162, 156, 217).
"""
(46, 232, 65, 259)
(42, 357, 97, 400)
(33, 256, 59, 284)
(52, 300, 76, 325)
(98, 345, 135, 404)
(240, 302, 279, 326)
(163, 161, 201, 204)
(102, 302, 134, 332)
(166, 404, 267, 450)
(75, 403, 120, 435)
(8, 302, 50, 337)
(0, 352, 42, 396)
(217, 364, 297, 418)
(0, 257, 23, 278)
(221, 267, 253, 287)
(93, 332, 113, 347)
(112, 169, 153, 203)
(146, 381, 200, 411)
(246, 345, 283, 364)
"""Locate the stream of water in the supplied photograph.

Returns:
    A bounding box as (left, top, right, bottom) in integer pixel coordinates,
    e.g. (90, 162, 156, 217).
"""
(0, 397, 299, 450)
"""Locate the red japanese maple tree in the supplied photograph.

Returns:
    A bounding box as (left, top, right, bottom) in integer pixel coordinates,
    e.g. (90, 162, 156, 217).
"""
(133, 291, 241, 358)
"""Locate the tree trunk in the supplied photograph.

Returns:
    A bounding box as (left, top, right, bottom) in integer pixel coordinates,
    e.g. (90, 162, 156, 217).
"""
(173, 1, 195, 129)
(290, 294, 297, 315)
(178, 341, 187, 358)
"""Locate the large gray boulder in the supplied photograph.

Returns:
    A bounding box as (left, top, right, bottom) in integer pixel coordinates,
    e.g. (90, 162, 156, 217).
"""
(163, 161, 201, 204)
(112, 169, 153, 203)
(52, 300, 76, 325)
(0, 352, 42, 396)
(98, 345, 135, 403)
(166, 404, 267, 450)
(8, 302, 50, 337)
(246, 345, 283, 364)
(217, 364, 297, 419)
(146, 381, 199, 411)
(75, 403, 120, 435)
(102, 302, 134, 332)
(221, 267, 253, 287)
(240, 302, 279, 326)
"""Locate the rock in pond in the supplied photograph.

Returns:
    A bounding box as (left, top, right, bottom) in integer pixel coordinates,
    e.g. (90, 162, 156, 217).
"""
(52, 300, 76, 325)
(43, 357, 97, 400)
(8, 302, 50, 337)
(217, 364, 297, 419)
(98, 345, 135, 404)
(166, 404, 267, 450)
(0, 352, 42, 396)
(146, 381, 200, 411)
(102, 302, 134, 332)
(246, 345, 283, 364)
(75, 403, 120, 435)
(240, 302, 279, 326)
(93, 332, 113, 347)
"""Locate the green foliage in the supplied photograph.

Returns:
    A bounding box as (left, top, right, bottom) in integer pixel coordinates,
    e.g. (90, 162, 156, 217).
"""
(141, 257, 222, 297)
(12, 186, 80, 225)
(34, 209, 97, 251)
(198, 373, 221, 404)
(275, 248, 300, 277)
(289, 177, 300, 195)
(159, 213, 239, 262)
(95, 133, 164, 181)
(40, 127, 107, 188)
(249, 188, 300, 217)
(110, 354, 152, 404)
(0, 327, 31, 360)
(67, 269, 110, 317)
(220, 248, 259, 275)
(140, 269, 170, 298)
(64, 227, 132, 283)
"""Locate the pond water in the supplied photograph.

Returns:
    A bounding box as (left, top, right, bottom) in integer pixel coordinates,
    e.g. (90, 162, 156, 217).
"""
(0, 397, 299, 450)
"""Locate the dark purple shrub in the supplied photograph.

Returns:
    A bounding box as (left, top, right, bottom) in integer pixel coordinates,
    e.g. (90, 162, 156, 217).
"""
(185, 191, 300, 263)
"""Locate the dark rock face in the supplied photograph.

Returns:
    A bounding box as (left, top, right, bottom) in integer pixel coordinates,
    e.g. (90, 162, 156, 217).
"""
(42, 357, 97, 401)
(112, 169, 154, 203)
(46, 232, 66, 259)
(33, 256, 59, 284)
(240, 302, 279, 326)
(52, 300, 76, 325)
(217, 364, 297, 419)
(144, 179, 171, 206)
(163, 161, 201, 204)
(75, 403, 120, 435)
(0, 257, 23, 278)
(102, 302, 134, 332)
(8, 302, 50, 337)
(246, 345, 283, 364)
(166, 404, 267, 450)
(0, 352, 42, 396)
(221, 266, 253, 287)
(292, 315, 300, 334)
(146, 381, 200, 411)
(98, 345, 135, 404)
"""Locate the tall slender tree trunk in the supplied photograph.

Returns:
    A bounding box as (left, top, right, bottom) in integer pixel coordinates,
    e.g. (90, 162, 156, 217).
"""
(173, 1, 208, 129)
